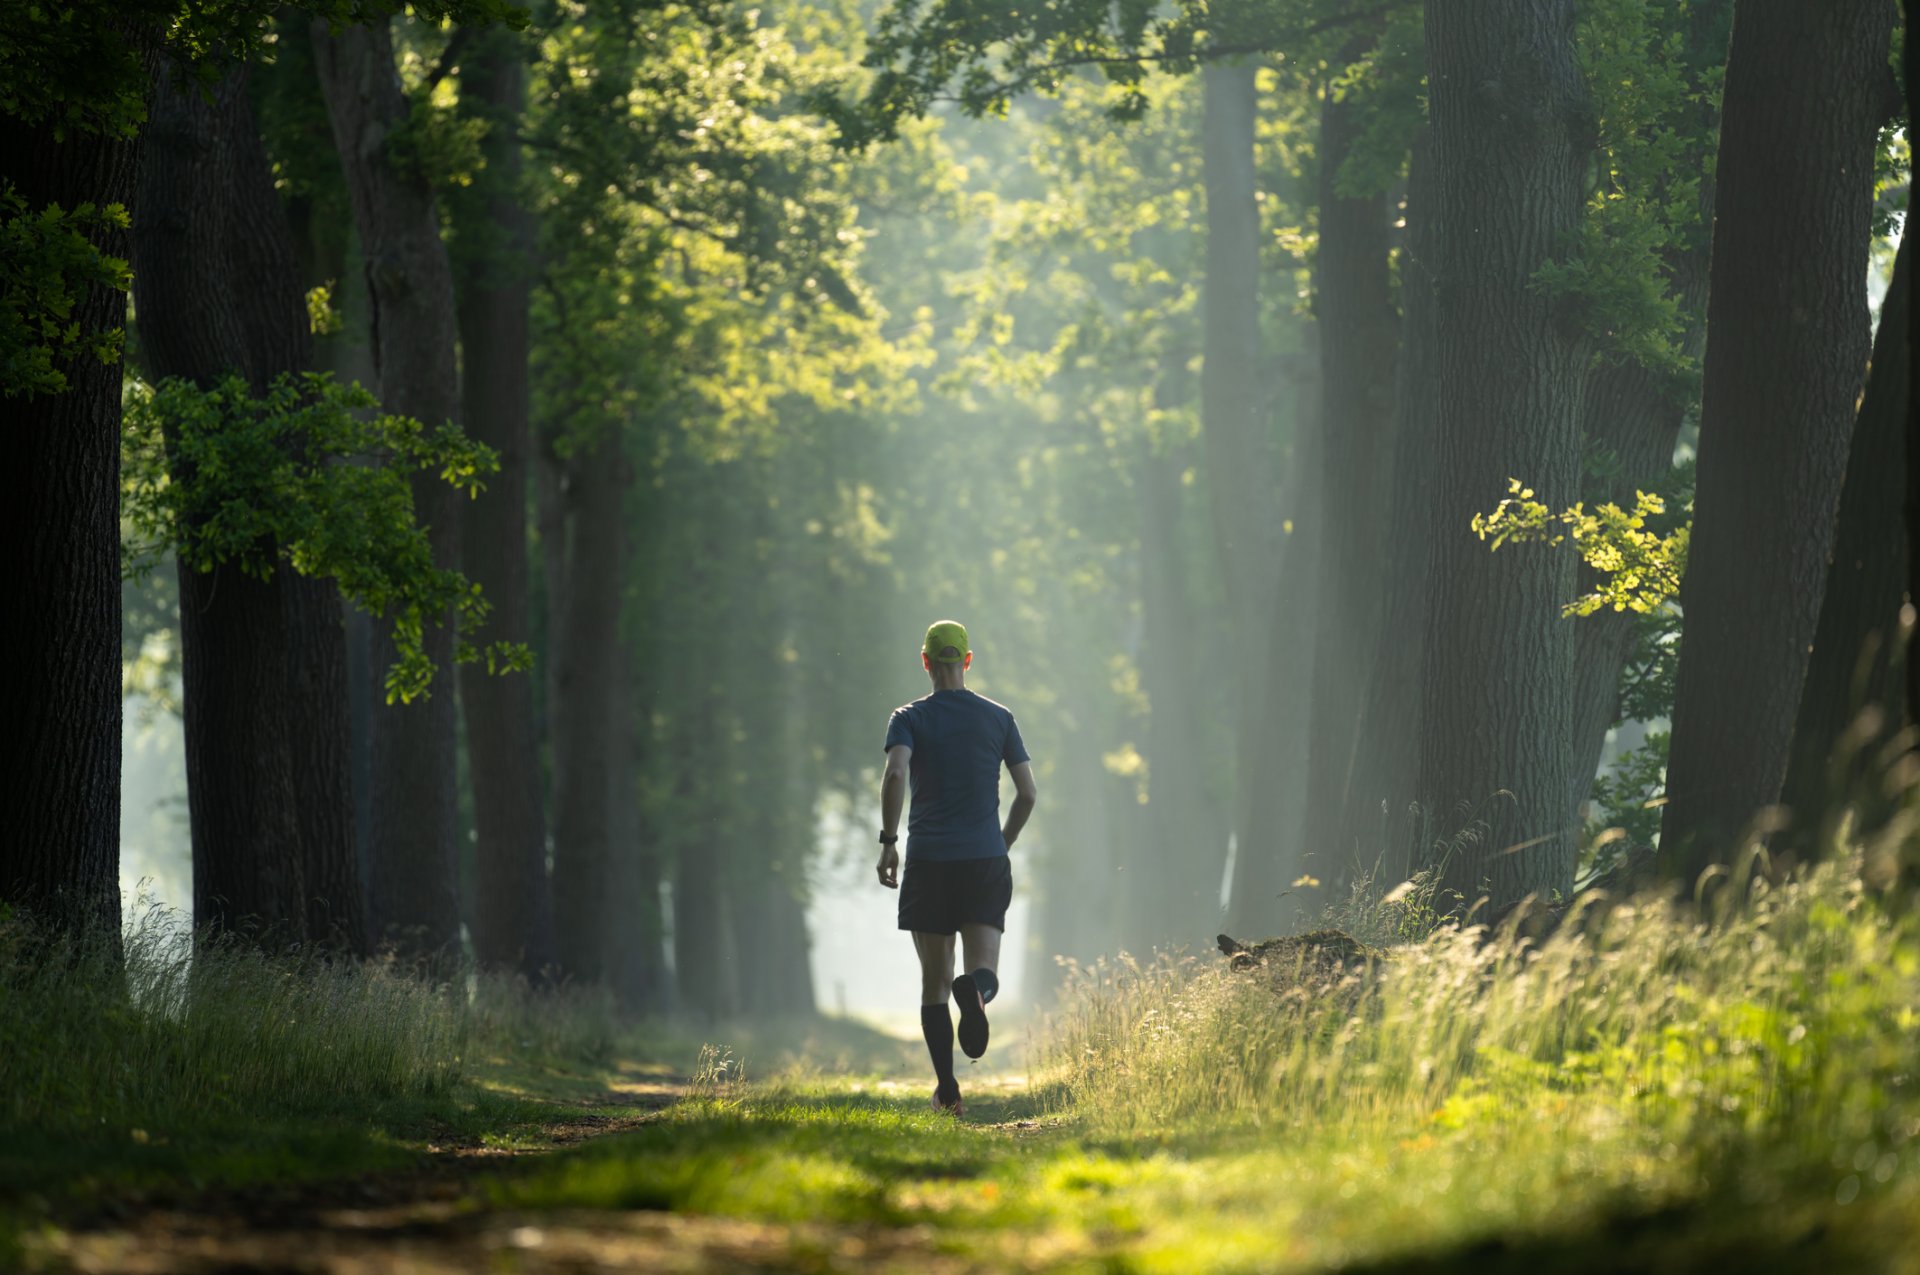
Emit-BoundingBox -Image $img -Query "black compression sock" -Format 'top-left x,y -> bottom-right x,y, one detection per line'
972,967 -> 999,1006
920,1004 -> 956,1091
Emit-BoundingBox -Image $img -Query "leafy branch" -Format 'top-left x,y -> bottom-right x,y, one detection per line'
122,372 -> 532,703
1472,478 -> 1689,617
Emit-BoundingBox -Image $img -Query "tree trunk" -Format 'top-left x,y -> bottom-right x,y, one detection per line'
1564,0 -> 1730,827
1136,444 -> 1229,947
313,18 -> 465,961
1298,61 -> 1400,894
1199,60 -> 1304,930
549,436 -> 626,983
1417,1 -> 1591,910
1780,234 -> 1911,842
132,64 -> 321,945
605,639 -> 667,1013
452,26 -> 553,978
1660,0 -> 1895,874
0,91 -> 138,941
1340,132 -> 1437,889
1025,680 -> 1123,999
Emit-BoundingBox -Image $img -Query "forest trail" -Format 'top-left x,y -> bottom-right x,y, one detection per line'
29,1074 -> 704,1274
26,1073 -> 1042,1274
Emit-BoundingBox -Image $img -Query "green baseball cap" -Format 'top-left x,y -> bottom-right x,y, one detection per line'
923,620 -> 970,663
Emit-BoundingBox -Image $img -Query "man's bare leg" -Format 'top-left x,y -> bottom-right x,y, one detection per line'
913,932 -> 961,1111
951,922 -> 1002,1059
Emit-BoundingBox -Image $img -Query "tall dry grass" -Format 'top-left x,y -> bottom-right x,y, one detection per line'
1038,850 -> 1920,1189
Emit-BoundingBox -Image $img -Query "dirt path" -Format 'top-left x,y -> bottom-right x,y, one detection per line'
23,1078 -> 832,1275
30,1073 -> 1040,1273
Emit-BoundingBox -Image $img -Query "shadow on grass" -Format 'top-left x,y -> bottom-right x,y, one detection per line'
488,1083 -> 1054,1224
1338,1181 -> 1903,1275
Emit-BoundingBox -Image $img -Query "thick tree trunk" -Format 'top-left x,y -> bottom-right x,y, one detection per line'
1780,234 -> 1911,841
0,86 -> 134,942
672,766 -> 738,1019
281,575 -> 365,950
605,643 -> 667,1013
314,18 -> 465,961
452,27 -> 553,978
1136,444 -> 1229,947
1298,63 -> 1400,893
1340,134 -> 1436,888
1417,1 -> 1591,910
549,437 -> 626,983
1564,1 -> 1730,828
1199,60 -> 1306,930
132,65 -> 320,945
1660,0 -> 1894,875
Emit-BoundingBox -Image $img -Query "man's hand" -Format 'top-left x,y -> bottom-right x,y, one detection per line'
877,843 -> 900,889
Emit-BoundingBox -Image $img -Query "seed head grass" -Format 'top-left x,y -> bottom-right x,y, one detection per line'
490,850 -> 1920,1270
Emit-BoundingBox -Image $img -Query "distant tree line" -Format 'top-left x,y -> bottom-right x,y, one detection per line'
2,0 -> 1911,995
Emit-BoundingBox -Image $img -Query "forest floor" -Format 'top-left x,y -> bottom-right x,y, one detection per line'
16,1021 -> 1920,1275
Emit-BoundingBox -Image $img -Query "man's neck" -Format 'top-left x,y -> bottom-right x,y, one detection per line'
929,669 -> 967,692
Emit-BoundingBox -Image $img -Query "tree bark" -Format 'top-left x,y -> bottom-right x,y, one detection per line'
1660,0 -> 1894,875
1297,59 -> 1400,894
605,638 -> 667,1013
314,18 -> 466,962
1563,0 -> 1730,827
452,26 -> 553,978
1198,60 -> 1309,931
1340,132 -> 1436,889
0,86 -> 143,943
229,68 -> 367,955
132,64 -> 320,946
1136,443 -> 1230,947
549,436 -> 626,983
1417,1 -> 1591,910
1780,234 -> 1910,841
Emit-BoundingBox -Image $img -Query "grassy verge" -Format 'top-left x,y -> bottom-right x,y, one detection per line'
10,849 -> 1920,1271
0,905 -> 907,1264
487,854 -> 1920,1271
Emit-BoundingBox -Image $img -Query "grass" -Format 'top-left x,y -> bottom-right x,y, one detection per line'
483,847 -> 1920,1270
8,837 -> 1920,1270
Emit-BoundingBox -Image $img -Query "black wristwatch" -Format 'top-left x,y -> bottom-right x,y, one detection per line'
878,832 -> 898,845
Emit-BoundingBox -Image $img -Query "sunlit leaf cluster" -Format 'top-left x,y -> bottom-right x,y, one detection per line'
1473,478 -> 1689,619
122,373 -> 531,703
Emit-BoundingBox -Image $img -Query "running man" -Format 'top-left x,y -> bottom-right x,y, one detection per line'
877,620 -> 1038,1116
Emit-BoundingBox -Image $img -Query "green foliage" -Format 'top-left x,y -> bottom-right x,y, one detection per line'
303,281 -> 344,335
1586,727 -> 1671,854
0,188 -> 131,397
384,78 -> 489,189
121,372 -> 531,702
0,0 -> 525,401
1473,477 -> 1689,617
817,0 -> 1417,147
1531,0 -> 1724,374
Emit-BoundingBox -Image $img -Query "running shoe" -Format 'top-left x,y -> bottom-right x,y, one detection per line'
933,1081 -> 963,1117
951,973 -> 990,1059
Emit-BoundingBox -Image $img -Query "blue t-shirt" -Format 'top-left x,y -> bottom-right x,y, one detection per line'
883,688 -> 1030,861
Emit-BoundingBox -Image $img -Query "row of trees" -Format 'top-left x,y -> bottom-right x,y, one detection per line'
5,0 -> 1912,1007
833,0 -> 1911,932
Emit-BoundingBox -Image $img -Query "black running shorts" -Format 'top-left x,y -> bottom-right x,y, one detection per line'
897,855 -> 1013,935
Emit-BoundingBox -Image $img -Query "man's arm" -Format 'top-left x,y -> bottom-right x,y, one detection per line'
877,744 -> 911,888
1002,760 -> 1037,849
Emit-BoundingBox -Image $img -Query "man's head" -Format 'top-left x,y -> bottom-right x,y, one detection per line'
922,619 -> 973,678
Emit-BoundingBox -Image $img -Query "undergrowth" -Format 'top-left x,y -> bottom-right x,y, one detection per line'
1036,850 -> 1920,1226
